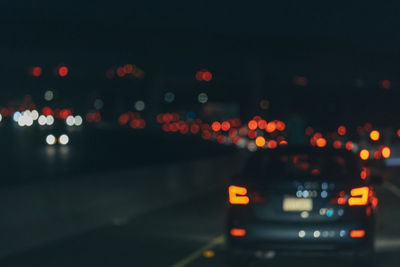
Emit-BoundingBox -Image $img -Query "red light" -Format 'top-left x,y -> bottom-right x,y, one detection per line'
305,126 -> 314,136
247,130 -> 257,139
116,67 -> 125,77
345,141 -> 354,151
333,140 -> 342,149
229,185 -> 249,205
211,121 -> 221,132
201,130 -> 211,140
31,66 -> 42,77
337,125 -> 346,135
360,167 -> 370,180
202,71 -> 212,82
276,121 -> 286,131
258,120 -> 267,129
350,230 -> 365,238
58,66 -> 69,77
124,64 -> 133,73
381,80 -> 391,89
221,121 -> 231,131
118,114 -> 129,125
190,124 -> 200,134
230,228 -> 246,237
216,134 -> 226,144
348,187 -> 369,206
42,106 -> 54,116
267,140 -> 277,149
228,128 -> 238,138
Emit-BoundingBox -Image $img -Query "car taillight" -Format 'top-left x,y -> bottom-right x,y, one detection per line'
230,228 -> 246,237
348,186 -> 369,206
350,230 -> 366,238
330,186 -> 375,207
229,185 -> 249,205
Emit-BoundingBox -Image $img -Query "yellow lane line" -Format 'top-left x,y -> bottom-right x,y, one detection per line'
171,235 -> 225,267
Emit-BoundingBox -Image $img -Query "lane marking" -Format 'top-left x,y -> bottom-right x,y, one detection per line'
376,237 -> 400,252
171,235 -> 225,267
383,181 -> 400,198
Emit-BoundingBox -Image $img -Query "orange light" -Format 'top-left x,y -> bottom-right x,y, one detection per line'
266,122 -> 276,133
279,140 -> 288,146
316,138 -> 327,148
369,130 -> 380,141
350,230 -> 365,238
348,187 -> 369,206
255,136 -> 266,147
338,125 -> 346,136
360,149 -> 369,160
382,146 -> 391,158
58,66 -> 69,77
229,185 -> 249,205
230,228 -> 246,237
248,120 -> 258,130
337,197 -> 347,205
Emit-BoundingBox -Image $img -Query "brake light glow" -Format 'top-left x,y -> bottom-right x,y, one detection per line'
229,185 -> 249,205
230,228 -> 246,237
350,230 -> 365,238
348,187 -> 369,206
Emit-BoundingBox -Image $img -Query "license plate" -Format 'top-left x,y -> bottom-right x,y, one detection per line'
282,197 -> 313,212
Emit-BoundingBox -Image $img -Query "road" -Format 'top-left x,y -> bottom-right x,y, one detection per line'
1,175 -> 400,267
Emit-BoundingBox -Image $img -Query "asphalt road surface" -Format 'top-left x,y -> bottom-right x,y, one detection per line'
1,173 -> 400,267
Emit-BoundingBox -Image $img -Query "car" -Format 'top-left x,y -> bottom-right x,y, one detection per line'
226,146 -> 381,266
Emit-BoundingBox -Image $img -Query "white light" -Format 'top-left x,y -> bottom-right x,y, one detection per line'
13,112 -> 21,122
46,115 -> 54,125
31,110 -> 39,120
66,115 -> 75,126
300,211 -> 309,218
0,113 -> 2,122
198,92 -> 208,104
74,115 -> 83,126
134,100 -> 145,111
25,116 -> 33,126
247,141 -> 257,152
314,231 -> 321,238
17,116 -> 25,126
38,115 -> 47,125
59,134 -> 69,145
299,230 -> 306,238
44,90 -> 54,101
46,134 -> 56,145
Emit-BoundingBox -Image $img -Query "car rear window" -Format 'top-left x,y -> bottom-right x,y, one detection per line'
244,150 -> 359,181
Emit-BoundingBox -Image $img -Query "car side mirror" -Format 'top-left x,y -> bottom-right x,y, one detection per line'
370,174 -> 383,186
